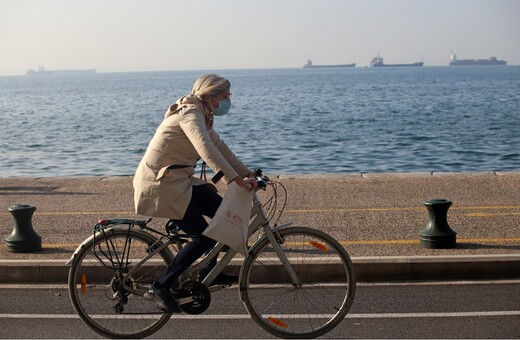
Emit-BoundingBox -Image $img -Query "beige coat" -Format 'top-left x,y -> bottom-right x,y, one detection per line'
133,95 -> 250,220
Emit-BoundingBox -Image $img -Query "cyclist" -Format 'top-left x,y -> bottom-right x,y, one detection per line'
133,74 -> 257,312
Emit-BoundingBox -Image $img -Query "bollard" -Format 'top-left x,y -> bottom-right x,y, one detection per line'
5,204 -> 42,253
419,198 -> 457,249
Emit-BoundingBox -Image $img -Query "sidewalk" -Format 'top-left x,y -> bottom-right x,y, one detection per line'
1,172 -> 520,282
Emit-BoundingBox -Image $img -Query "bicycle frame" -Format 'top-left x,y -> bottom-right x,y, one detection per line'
67,189 -> 298,298
139,191 -> 298,292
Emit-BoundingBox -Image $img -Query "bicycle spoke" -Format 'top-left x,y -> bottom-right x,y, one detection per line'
69,228 -> 174,338
242,227 -> 356,338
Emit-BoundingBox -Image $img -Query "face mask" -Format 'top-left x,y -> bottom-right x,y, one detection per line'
213,98 -> 231,116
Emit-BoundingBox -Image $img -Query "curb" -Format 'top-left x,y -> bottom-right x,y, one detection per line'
352,255 -> 520,281
1,255 -> 520,283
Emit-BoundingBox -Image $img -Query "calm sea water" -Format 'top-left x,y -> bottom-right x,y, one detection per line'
0,67 -> 519,177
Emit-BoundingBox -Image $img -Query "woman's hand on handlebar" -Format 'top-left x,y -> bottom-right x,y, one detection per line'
232,176 -> 258,191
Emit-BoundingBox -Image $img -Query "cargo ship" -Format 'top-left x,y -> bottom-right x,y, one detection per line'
370,55 -> 423,67
26,65 -> 96,75
449,53 -> 507,66
303,59 -> 356,68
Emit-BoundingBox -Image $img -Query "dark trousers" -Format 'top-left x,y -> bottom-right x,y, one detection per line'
157,184 -> 222,289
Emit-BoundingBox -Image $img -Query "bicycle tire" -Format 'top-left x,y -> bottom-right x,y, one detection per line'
240,226 -> 356,339
68,228 -> 175,339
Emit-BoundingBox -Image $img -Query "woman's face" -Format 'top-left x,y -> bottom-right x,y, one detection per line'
208,88 -> 231,109
214,88 -> 231,101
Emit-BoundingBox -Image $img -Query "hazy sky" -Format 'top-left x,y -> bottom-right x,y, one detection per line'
1,0 -> 519,75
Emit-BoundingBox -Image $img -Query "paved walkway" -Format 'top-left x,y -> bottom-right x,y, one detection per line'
1,172 -> 519,282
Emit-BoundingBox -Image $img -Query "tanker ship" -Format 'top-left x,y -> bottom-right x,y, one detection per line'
26,65 -> 96,75
449,53 -> 507,66
370,55 -> 423,67
303,59 -> 356,68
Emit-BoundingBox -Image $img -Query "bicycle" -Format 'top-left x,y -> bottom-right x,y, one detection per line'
67,170 -> 356,338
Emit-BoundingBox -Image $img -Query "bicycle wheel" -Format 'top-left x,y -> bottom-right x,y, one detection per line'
240,226 -> 356,339
68,227 -> 175,339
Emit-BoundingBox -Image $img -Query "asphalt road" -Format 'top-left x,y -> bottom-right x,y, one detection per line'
1,280 -> 519,339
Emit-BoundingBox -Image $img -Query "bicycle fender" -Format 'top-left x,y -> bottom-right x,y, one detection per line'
66,230 -> 106,266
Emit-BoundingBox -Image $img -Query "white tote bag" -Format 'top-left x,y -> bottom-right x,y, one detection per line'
203,182 -> 254,256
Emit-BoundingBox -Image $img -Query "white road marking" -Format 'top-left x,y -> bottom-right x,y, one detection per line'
1,311 -> 520,320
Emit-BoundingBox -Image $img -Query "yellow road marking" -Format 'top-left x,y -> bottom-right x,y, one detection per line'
0,211 -> 134,216
464,212 -> 520,217
339,238 -> 520,246
287,207 -> 422,213
1,206 -> 519,216
288,205 -> 520,213
38,211 -> 134,215
460,237 -> 520,243
454,206 -> 520,210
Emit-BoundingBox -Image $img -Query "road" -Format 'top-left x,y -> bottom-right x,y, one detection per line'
1,280 -> 519,339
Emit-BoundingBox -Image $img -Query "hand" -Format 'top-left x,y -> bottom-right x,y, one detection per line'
243,177 -> 258,191
233,176 -> 258,191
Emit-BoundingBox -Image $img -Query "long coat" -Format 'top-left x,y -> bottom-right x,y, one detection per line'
133,95 -> 250,220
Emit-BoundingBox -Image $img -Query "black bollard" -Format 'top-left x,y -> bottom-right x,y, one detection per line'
419,198 -> 457,249
5,204 -> 42,253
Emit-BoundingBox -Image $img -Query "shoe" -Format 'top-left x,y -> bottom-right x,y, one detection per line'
144,283 -> 182,313
210,272 -> 239,286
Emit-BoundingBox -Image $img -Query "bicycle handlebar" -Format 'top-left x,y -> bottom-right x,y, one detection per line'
213,168 -> 268,190
253,169 -> 268,190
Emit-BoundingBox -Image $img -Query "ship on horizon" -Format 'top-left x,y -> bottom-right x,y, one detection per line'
303,59 -> 356,68
26,65 -> 96,75
449,52 -> 507,66
370,55 -> 423,67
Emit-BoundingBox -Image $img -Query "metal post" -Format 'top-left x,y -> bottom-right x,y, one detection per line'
5,204 -> 42,253
419,198 -> 457,249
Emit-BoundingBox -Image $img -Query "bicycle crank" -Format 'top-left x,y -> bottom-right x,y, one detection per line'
175,280 -> 211,315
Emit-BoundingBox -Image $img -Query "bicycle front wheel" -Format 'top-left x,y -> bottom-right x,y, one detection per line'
68,228 -> 175,339
240,226 -> 356,339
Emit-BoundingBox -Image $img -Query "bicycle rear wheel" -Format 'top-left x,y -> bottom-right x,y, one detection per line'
240,226 -> 356,338
68,228 -> 175,339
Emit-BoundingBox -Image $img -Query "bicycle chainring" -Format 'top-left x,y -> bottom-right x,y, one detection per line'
175,281 -> 211,315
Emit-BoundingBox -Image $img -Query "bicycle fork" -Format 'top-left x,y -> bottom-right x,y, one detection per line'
262,224 -> 302,287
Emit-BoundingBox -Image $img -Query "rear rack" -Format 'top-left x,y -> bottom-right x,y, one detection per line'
96,218 -> 151,227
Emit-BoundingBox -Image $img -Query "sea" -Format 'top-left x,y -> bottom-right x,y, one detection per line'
0,66 -> 519,177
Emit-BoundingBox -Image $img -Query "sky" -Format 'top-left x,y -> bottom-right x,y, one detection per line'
1,0 -> 519,76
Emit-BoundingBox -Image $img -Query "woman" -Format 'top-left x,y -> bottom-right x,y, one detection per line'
133,74 -> 257,312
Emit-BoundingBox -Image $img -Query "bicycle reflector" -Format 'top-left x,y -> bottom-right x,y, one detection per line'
81,274 -> 87,295
308,240 -> 329,252
267,316 -> 288,329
